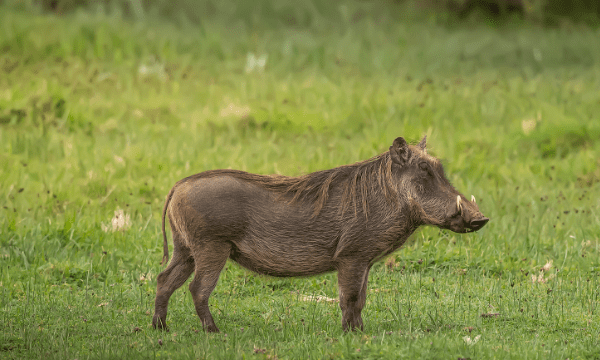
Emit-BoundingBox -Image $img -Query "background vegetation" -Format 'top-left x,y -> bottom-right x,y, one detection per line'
1,0 -> 599,359
3,0 -> 600,25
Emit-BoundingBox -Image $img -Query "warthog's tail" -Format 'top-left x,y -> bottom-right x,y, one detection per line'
161,187 -> 176,265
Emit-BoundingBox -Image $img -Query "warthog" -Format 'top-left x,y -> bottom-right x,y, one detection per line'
152,136 -> 489,332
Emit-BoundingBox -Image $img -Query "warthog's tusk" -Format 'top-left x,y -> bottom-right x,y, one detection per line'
456,195 -> 462,214
471,195 -> 476,204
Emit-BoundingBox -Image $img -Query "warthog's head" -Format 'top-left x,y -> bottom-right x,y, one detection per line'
390,136 -> 489,233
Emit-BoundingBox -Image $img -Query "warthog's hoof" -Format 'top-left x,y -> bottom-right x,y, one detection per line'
152,316 -> 169,331
203,323 -> 220,333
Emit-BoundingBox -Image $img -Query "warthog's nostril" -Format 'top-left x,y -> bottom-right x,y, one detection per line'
470,217 -> 489,230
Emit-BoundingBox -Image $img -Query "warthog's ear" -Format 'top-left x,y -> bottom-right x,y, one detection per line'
418,135 -> 427,152
390,137 -> 410,166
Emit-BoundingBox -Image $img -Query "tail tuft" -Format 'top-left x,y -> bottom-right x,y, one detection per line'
161,254 -> 169,266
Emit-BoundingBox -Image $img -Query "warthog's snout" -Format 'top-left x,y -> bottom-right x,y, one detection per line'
469,217 -> 489,231
445,195 -> 489,233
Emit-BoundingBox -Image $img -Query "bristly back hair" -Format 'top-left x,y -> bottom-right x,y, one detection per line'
177,152 -> 399,218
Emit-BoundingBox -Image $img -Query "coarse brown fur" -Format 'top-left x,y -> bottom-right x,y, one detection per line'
153,136 -> 489,332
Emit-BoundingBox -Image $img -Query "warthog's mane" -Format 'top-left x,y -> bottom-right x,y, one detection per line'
180,152 -> 398,217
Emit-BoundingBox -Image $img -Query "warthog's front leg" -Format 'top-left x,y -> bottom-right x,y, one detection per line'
153,242 -> 194,330
188,240 -> 231,333
337,261 -> 371,332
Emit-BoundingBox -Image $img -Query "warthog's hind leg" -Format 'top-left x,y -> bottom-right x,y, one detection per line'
153,240 -> 194,331
337,261 -> 371,332
188,240 -> 231,333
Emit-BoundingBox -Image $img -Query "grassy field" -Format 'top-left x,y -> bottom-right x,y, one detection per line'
1,1 -> 600,359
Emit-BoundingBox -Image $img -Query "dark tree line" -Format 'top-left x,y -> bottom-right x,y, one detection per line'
12,0 -> 600,25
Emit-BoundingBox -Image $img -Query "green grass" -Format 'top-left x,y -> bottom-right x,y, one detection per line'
1,1 -> 600,358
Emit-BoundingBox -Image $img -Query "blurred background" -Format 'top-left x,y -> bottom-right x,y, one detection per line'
5,0 -> 600,25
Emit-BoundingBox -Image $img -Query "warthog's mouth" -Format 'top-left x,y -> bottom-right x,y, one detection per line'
445,217 -> 489,233
462,217 -> 490,233
469,217 -> 490,231
444,195 -> 489,233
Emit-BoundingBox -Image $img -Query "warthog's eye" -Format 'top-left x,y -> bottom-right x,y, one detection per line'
418,162 -> 430,173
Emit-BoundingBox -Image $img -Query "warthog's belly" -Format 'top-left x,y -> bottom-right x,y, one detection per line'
229,240 -> 337,277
